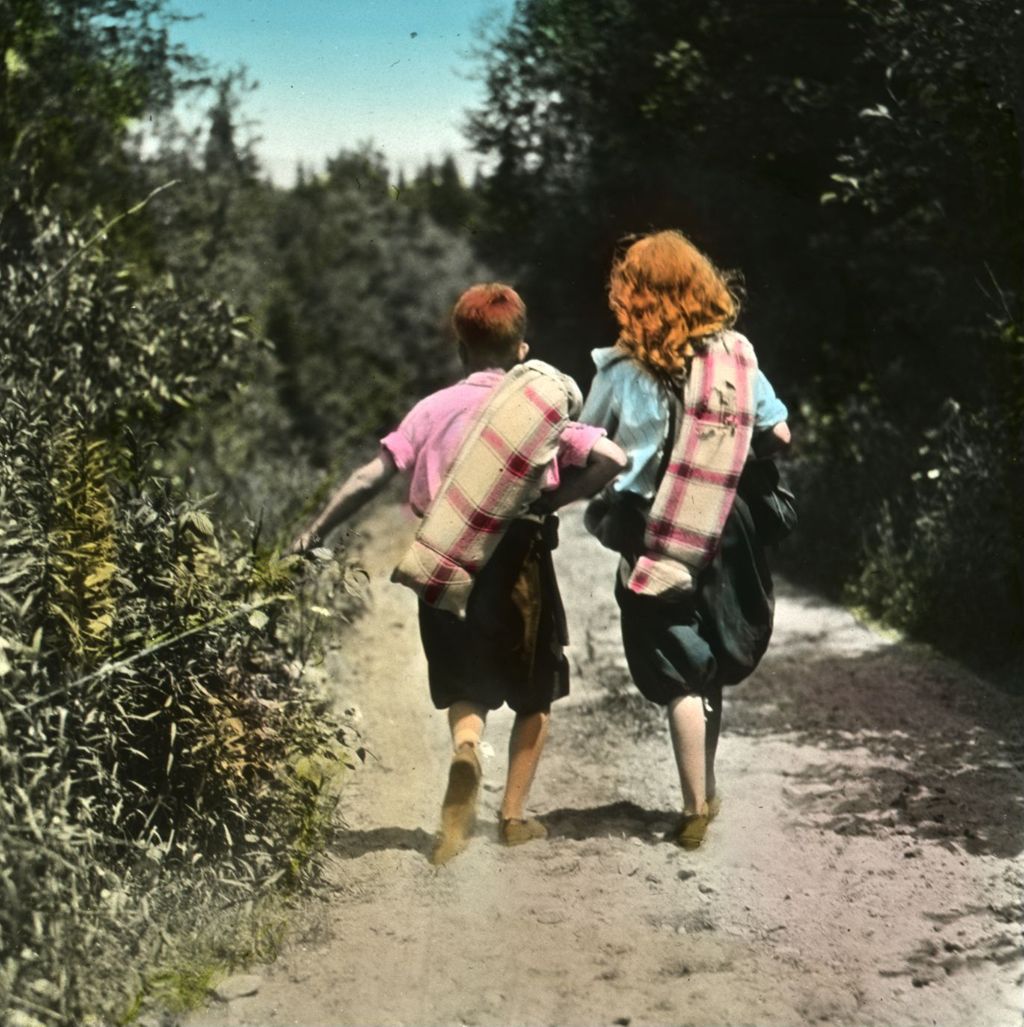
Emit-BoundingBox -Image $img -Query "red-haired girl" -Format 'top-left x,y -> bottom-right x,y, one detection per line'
581,231 -> 792,849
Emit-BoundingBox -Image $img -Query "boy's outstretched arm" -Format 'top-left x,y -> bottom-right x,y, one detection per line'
290,452 -> 398,553
535,437 -> 628,513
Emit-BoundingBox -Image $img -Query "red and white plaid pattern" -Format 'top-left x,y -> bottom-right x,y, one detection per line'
391,360 -> 582,618
627,331 -> 757,598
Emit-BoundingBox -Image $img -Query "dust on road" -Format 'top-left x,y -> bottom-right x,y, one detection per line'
186,503 -> 1024,1027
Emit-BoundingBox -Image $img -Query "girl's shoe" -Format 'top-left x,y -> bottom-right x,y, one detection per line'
676,803 -> 711,850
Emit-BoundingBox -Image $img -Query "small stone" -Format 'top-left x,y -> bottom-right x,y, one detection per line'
677,869 -> 696,881
646,874 -> 660,884
698,883 -> 715,895
211,973 -> 263,1002
675,924 -> 688,935
613,1018 -> 632,1026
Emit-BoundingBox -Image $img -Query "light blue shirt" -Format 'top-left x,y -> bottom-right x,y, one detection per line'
580,345 -> 789,499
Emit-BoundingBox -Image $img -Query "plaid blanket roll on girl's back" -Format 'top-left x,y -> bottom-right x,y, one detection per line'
391,360 -> 583,618
627,331 -> 757,599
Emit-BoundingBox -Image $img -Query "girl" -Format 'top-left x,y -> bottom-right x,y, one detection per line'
580,230 -> 792,849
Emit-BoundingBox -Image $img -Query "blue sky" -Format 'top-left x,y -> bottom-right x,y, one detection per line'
170,1 -> 513,184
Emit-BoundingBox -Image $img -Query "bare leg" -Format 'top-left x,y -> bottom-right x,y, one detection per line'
500,710 -> 550,821
448,701 -> 486,751
431,701 -> 487,865
704,686 -> 723,805
668,694 -> 707,815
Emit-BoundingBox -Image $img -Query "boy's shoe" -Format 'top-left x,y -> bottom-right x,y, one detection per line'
499,816 -> 548,846
676,803 -> 711,850
431,744 -> 482,866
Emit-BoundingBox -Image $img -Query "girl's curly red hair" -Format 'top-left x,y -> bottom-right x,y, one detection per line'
608,230 -> 739,380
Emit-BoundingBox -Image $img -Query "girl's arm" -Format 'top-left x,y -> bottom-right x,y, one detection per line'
752,421 -> 791,459
290,452 -> 398,552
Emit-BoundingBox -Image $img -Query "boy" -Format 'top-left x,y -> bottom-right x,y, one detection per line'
292,283 -> 626,865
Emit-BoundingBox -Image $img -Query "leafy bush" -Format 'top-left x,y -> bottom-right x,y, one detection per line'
0,213 -> 359,1026
788,380 -> 1023,673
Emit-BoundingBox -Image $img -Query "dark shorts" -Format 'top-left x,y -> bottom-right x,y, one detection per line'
616,493 -> 775,706
418,518 -> 570,715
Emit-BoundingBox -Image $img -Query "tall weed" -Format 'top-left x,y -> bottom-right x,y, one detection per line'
0,213 -> 359,1025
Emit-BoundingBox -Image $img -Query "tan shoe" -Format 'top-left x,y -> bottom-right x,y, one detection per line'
499,816 -> 548,846
430,744 -> 482,866
676,804 -> 711,850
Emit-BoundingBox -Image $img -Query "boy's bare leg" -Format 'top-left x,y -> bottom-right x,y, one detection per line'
448,701 -> 486,751
499,710 -> 550,845
431,701 -> 487,865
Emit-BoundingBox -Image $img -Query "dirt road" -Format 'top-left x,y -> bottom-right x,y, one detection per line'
187,503 -> 1024,1027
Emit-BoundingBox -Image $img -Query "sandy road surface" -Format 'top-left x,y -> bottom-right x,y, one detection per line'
187,503 -> 1024,1027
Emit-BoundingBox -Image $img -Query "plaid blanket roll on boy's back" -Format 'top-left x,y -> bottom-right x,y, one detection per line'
392,360 -> 583,618
627,331 -> 757,599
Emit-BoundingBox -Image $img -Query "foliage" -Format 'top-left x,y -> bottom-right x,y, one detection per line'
0,0 -> 207,223
468,0 -> 1024,667
790,390 -> 1021,668
0,214 -> 359,1026
466,0 -> 875,384
399,155 -> 479,232
257,147 -> 488,469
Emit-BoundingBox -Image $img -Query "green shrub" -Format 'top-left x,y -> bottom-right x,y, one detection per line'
788,386 -> 1022,672
0,213 -> 359,1025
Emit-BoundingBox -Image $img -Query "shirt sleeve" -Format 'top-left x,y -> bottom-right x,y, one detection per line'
754,370 -> 788,432
379,402 -> 422,472
580,357 -> 668,497
580,365 -> 619,434
556,421 -> 606,469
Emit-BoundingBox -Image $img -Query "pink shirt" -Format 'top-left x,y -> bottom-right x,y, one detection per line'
381,369 -> 605,515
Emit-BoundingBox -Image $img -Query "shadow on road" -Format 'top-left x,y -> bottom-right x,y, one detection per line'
330,825 -> 436,860
540,799 -> 677,841
727,642 -> 1024,858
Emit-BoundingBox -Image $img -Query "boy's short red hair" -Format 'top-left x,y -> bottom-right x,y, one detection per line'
452,283 -> 527,353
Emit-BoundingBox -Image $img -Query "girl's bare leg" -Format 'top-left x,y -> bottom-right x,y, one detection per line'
668,694 -> 707,815
704,686 -> 723,806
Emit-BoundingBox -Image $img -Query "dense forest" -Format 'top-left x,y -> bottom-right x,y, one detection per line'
1,1 -> 1020,1024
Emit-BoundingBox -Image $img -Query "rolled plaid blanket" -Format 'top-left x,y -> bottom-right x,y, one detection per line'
391,360 -> 583,618
627,331 -> 757,599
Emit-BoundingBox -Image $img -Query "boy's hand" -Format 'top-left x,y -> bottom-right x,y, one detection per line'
536,437 -> 628,512
528,493 -> 556,516
289,530 -> 321,555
